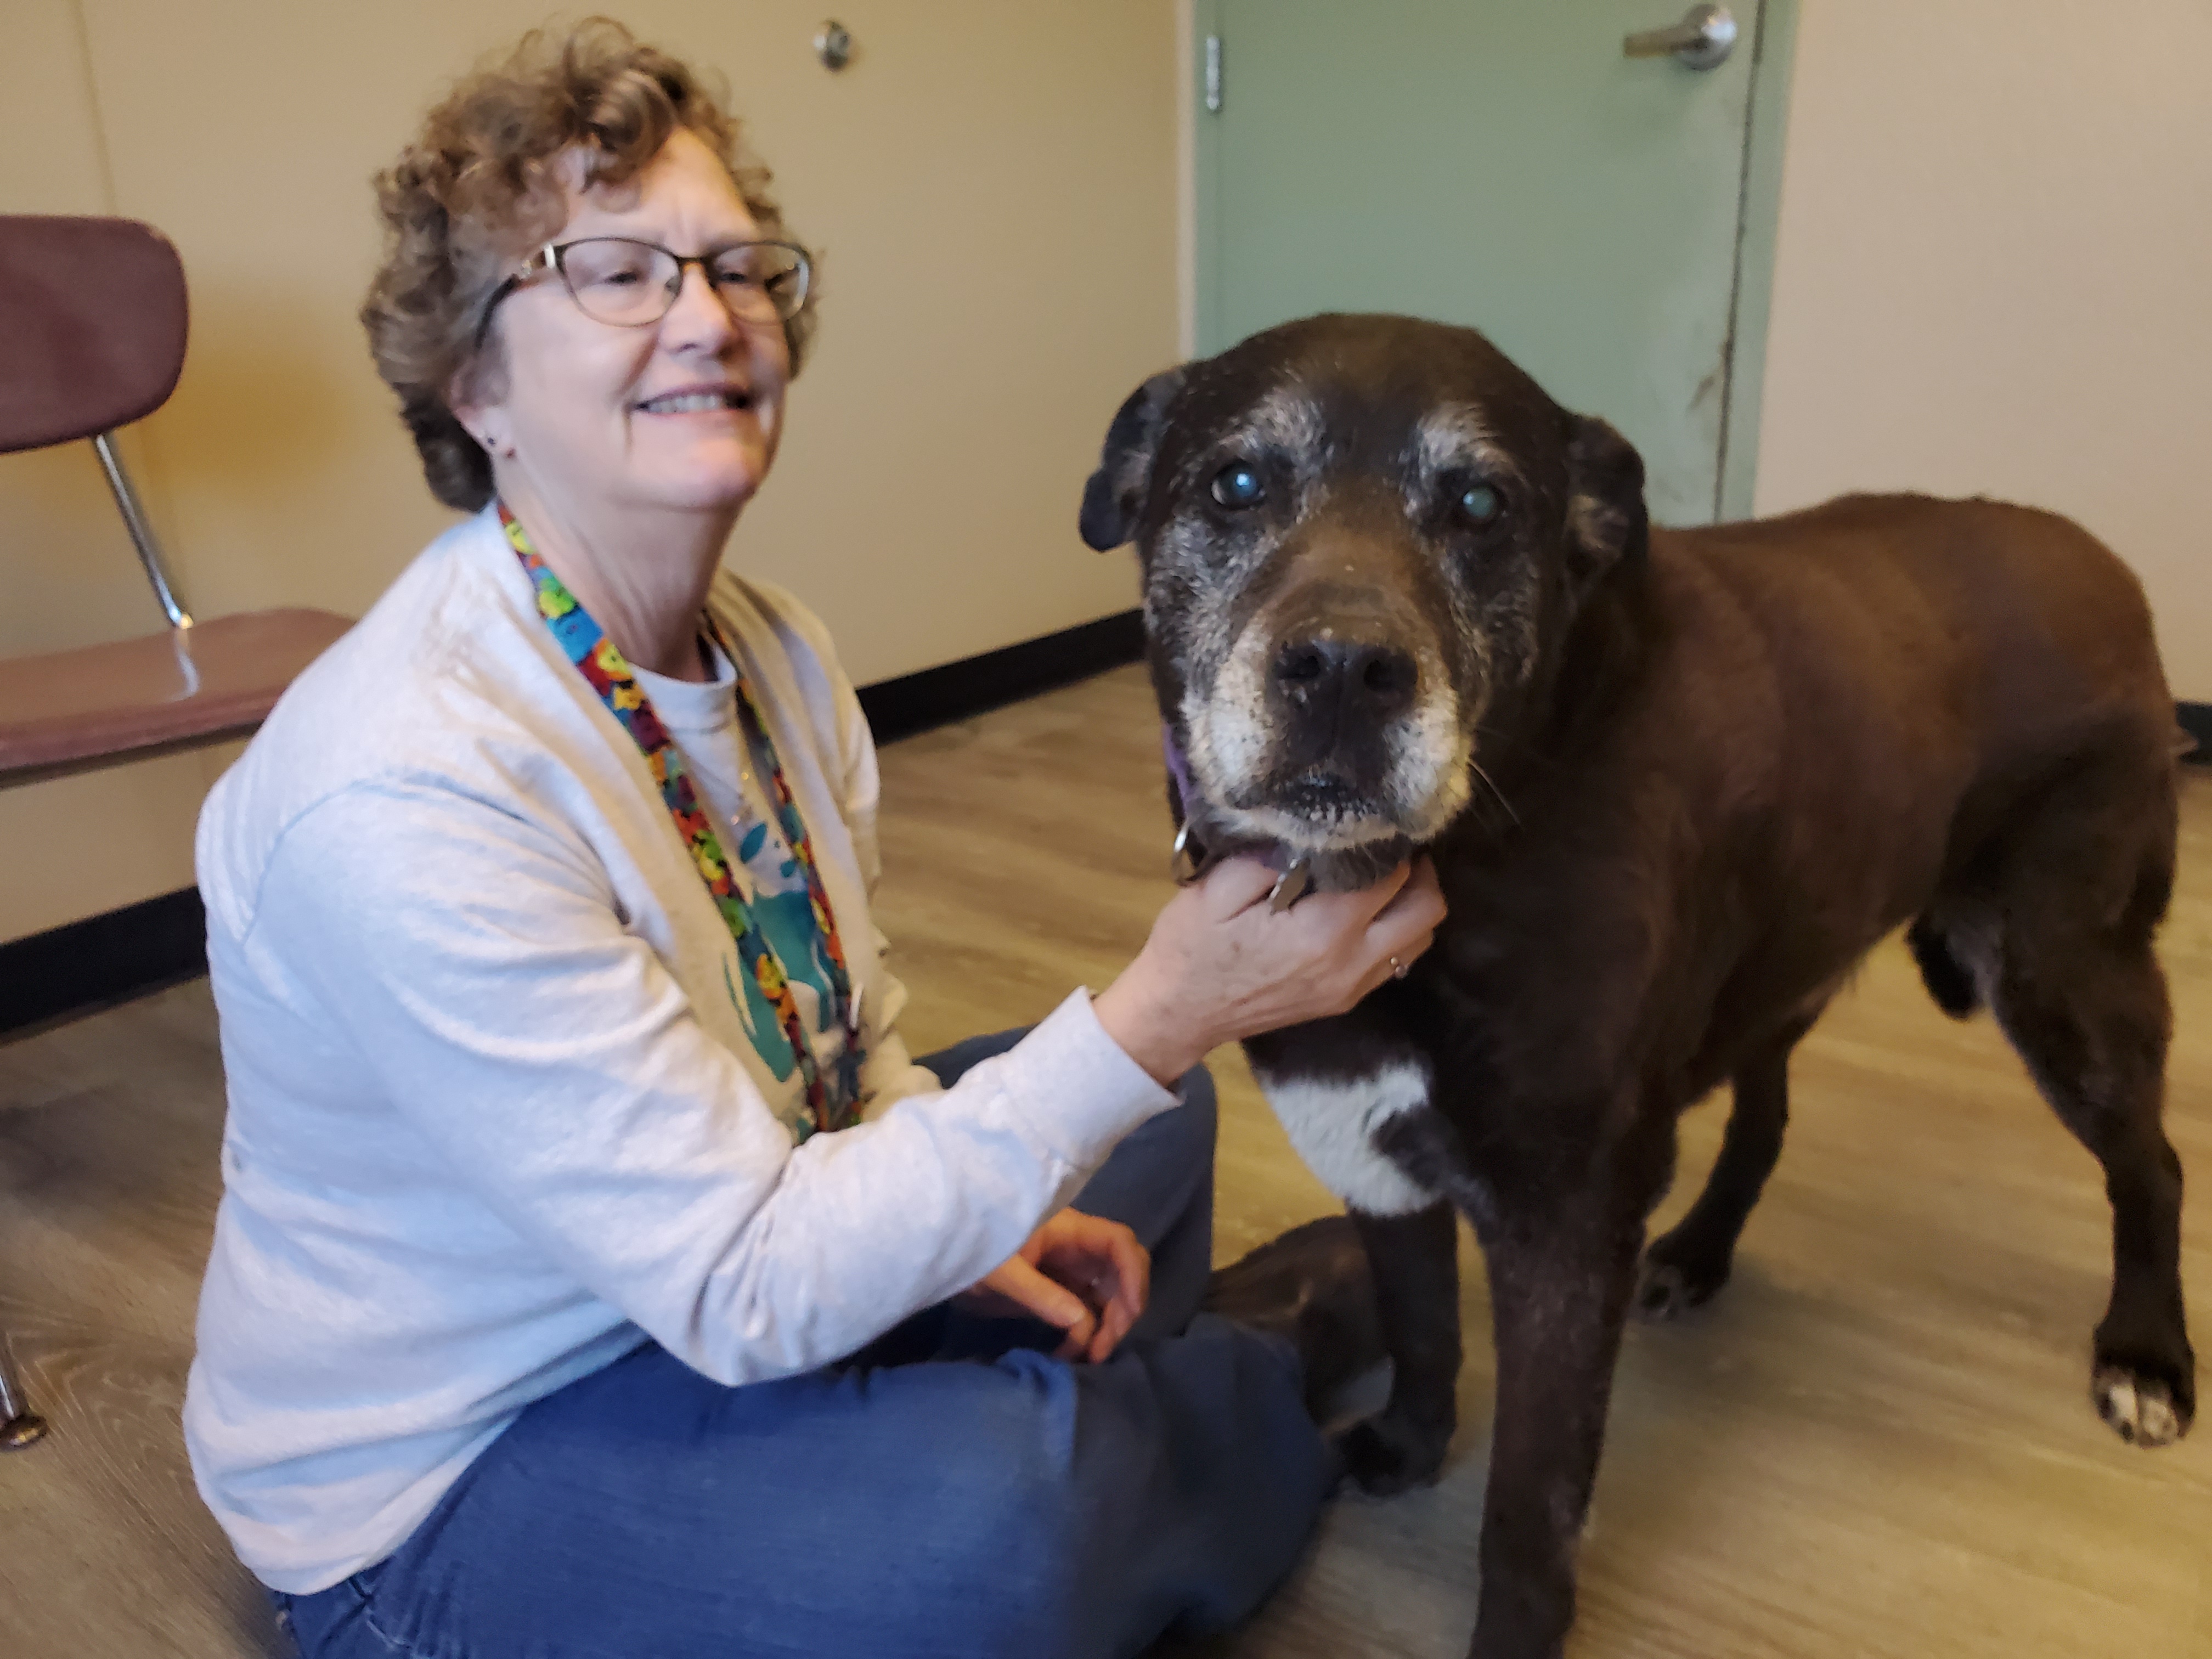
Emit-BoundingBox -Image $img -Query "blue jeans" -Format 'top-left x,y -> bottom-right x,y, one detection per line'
272,1031 -> 1330,1659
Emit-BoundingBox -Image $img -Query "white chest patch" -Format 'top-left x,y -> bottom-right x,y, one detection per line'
1255,1061 -> 1436,1215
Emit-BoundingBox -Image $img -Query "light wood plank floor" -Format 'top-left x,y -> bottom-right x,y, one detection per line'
3,661 -> 2209,1657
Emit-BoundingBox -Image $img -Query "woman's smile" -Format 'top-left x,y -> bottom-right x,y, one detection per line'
635,384 -> 755,416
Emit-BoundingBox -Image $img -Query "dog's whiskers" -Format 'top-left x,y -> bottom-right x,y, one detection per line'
1471,760 -> 1519,827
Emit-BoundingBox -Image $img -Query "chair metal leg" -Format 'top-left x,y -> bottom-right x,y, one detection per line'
0,1341 -> 49,1449
91,430 -> 195,629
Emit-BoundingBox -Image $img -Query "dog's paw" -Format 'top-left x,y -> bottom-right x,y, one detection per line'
1334,1413 -> 1450,1497
2094,1362 -> 2193,1448
1632,1244 -> 1729,1323
2092,1308 -> 2195,1448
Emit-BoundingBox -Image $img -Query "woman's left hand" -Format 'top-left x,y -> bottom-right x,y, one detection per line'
956,1210 -> 1150,1363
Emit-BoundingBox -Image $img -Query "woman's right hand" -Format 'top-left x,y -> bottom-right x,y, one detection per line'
1092,856 -> 1447,1085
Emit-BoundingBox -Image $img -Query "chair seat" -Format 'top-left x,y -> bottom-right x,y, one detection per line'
0,607 -> 352,783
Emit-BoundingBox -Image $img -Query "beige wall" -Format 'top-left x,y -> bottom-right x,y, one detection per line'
0,1 -> 1179,943
1754,0 -> 2212,699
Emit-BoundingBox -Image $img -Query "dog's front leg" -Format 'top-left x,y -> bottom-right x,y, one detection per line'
1338,1201 -> 1462,1492
1465,1203 -> 1643,1659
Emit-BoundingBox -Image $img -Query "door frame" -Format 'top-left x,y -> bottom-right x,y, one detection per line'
1178,0 -> 1801,523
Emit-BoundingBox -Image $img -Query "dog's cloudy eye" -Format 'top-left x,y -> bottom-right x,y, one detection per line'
1457,483 -> 1502,526
1211,463 -> 1265,509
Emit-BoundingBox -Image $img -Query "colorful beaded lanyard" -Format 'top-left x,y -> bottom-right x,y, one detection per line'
502,504 -> 865,1136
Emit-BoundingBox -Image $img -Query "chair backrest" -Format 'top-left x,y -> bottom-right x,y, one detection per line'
0,216 -> 188,455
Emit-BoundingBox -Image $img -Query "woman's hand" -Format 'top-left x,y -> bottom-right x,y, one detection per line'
1093,855 -> 1447,1084
954,1210 -> 1151,1363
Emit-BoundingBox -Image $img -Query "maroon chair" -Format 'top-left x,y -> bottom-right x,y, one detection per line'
0,215 -> 353,1448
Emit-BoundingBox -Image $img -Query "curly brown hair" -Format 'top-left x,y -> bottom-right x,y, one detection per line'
362,18 -> 815,511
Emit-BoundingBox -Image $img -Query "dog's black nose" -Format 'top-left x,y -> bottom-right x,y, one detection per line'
1272,635 -> 1419,719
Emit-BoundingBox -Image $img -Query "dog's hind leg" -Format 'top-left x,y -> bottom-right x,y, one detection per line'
1991,900 -> 2194,1446
1967,738 -> 2195,1442
1634,1023 -> 1810,1321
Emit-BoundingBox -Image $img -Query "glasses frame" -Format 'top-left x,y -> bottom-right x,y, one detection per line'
473,236 -> 812,346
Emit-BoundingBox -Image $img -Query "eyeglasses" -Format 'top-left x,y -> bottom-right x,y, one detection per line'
475,236 -> 811,343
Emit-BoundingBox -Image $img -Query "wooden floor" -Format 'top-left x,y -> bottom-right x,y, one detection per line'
4,661 -> 2210,1656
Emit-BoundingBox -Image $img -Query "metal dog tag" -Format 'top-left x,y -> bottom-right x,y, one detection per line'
1267,859 -> 1312,913
1170,821 -> 1209,886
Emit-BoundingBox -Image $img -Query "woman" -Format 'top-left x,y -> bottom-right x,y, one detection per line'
185,21 -> 1444,1658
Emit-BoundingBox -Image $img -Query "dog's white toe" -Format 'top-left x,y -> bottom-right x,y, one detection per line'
2095,1365 -> 2183,1448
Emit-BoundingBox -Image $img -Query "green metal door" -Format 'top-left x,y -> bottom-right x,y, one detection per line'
1195,1 -> 1792,525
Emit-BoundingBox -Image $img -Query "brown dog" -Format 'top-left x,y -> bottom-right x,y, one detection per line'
1080,313 -> 2193,1659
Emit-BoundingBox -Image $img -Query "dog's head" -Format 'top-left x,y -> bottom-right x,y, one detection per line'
1081,313 -> 1649,878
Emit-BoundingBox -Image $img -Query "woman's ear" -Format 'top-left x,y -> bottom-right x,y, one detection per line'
1079,366 -> 1189,551
447,401 -> 507,459
447,352 -> 514,459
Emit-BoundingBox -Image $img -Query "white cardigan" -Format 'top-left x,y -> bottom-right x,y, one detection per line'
184,509 -> 1176,1594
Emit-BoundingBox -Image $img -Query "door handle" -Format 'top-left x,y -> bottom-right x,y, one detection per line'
1623,4 -> 1737,70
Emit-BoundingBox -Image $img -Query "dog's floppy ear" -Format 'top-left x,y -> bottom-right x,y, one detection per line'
1562,415 -> 1650,594
1079,366 -> 1189,551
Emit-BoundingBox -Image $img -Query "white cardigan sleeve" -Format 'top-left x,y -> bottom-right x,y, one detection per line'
244,775 -> 1176,1387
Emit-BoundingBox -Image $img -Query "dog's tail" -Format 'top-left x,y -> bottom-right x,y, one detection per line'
1908,915 -> 1981,1020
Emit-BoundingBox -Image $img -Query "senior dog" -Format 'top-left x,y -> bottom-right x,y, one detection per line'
1079,313 -> 2194,1659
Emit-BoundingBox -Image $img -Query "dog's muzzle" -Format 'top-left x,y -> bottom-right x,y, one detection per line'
1164,570 -> 1470,885
1259,588 -> 1425,799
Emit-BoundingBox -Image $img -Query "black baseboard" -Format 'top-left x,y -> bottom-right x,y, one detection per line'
2179,702 -> 2211,764
0,887 -> 207,1041
856,608 -> 1144,745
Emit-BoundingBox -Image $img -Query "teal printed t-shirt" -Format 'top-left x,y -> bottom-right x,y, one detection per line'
629,647 -> 842,1125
